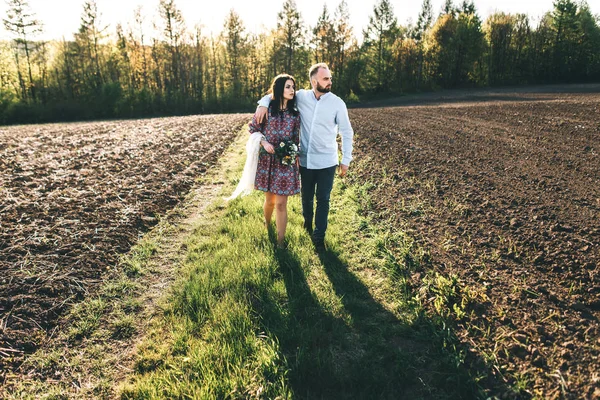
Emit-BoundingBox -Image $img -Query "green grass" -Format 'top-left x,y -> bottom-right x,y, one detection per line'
120,147 -> 487,399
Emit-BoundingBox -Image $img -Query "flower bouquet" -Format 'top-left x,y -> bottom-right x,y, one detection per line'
274,139 -> 299,166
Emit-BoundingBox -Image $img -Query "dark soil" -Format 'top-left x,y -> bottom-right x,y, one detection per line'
349,87 -> 599,399
0,114 -> 251,377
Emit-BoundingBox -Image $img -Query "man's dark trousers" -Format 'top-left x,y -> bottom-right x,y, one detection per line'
299,165 -> 337,244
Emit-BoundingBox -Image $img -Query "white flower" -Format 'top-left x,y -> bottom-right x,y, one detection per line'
292,144 -> 298,151
280,142 -> 285,147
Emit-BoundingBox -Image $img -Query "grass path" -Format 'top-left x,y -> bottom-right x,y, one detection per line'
118,130 -> 484,399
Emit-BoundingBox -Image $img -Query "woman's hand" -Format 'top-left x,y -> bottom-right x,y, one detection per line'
261,140 -> 275,154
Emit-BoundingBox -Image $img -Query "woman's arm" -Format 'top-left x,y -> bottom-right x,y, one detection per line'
249,111 -> 275,154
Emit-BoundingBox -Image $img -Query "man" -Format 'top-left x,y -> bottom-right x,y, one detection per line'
255,63 -> 354,251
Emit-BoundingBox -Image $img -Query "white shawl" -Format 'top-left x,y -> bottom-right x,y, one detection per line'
225,132 -> 263,201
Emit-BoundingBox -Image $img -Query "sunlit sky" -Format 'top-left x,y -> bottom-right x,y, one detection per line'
1,0 -> 596,42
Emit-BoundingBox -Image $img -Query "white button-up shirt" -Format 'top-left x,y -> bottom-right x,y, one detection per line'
259,89 -> 354,169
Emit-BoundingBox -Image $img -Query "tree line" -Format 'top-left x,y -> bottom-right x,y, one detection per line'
1,0 -> 599,125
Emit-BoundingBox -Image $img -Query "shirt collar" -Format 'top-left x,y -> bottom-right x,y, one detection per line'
312,91 -> 331,101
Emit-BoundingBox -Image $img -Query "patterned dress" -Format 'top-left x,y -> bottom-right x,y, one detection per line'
249,108 -> 301,196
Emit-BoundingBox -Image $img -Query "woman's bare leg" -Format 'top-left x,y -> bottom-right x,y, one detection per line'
274,195 -> 289,246
264,192 -> 275,227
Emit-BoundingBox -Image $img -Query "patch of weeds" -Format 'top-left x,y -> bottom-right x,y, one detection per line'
513,371 -> 534,394
134,344 -> 166,374
22,348 -> 63,375
90,379 -> 113,398
422,178 -> 439,193
171,339 -> 189,358
442,232 -> 458,252
23,387 -> 69,400
399,198 -> 427,217
499,236 -> 522,260
373,228 -> 420,279
68,297 -> 107,341
122,297 -> 143,314
122,238 -> 157,277
111,310 -> 137,340
102,276 -> 141,299
123,258 -> 144,277
351,181 -> 376,213
422,272 -> 484,321
444,197 -> 471,217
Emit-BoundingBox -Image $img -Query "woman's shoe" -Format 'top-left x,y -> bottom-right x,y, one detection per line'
276,240 -> 288,250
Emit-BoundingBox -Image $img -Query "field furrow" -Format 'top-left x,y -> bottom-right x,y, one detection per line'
0,114 -> 252,372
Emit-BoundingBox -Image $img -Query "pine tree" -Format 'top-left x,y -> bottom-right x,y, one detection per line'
531,13 -> 555,82
2,0 -> 43,101
312,4 -> 333,64
191,24 -> 205,109
412,0 -> 433,89
158,0 -> 186,94
223,9 -> 248,103
362,0 -> 399,91
442,0 -> 455,16
332,0 -> 355,95
275,0 -> 305,76
413,0 -> 433,41
130,6 -> 149,90
81,1 -> 107,87
574,2 -> 600,80
454,3 -> 485,86
460,0 -> 476,15
484,12 -> 513,85
551,0 -> 579,80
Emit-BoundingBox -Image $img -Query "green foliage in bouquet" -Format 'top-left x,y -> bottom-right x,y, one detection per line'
274,140 -> 299,166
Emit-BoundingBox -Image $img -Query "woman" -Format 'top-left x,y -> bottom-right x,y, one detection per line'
249,74 -> 300,249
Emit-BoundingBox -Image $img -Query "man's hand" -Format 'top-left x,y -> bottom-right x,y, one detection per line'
262,140 -> 275,154
339,164 -> 349,177
255,106 -> 268,124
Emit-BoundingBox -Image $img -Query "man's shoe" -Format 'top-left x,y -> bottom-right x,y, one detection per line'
313,239 -> 326,252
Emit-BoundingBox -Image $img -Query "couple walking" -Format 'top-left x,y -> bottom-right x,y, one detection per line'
230,62 -> 354,251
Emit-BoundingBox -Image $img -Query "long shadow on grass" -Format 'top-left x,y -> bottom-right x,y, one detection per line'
317,247 -> 515,400
267,240 -> 349,399
262,237 -> 485,399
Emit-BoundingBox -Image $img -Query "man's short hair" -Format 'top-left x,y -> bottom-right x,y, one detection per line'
309,63 -> 329,80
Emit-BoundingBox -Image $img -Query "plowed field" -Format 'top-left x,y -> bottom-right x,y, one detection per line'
2,86 -> 598,398
0,114 -> 251,375
349,86 -> 599,399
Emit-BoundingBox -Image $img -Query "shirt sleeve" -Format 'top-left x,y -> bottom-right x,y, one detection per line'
248,112 -> 265,134
336,101 -> 354,166
257,94 -> 271,108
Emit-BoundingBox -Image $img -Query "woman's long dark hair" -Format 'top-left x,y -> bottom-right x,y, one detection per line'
268,74 -> 298,118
